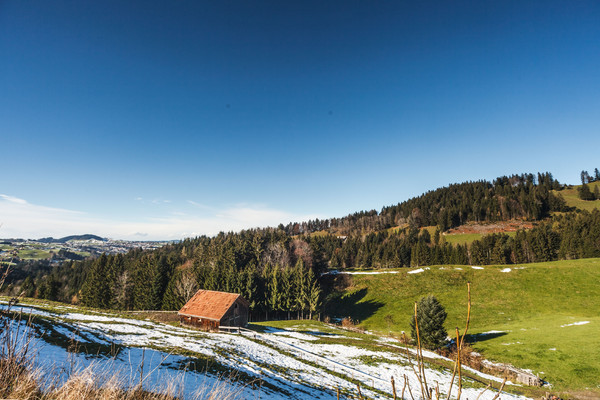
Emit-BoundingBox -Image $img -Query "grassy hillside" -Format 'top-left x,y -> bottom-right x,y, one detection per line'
325,258 -> 600,391
443,231 -> 519,246
555,182 -> 600,212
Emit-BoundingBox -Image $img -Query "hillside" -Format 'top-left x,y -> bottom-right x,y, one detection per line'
282,172 -> 566,236
0,299 -> 532,400
37,234 -> 107,243
553,181 -> 600,212
324,258 -> 600,392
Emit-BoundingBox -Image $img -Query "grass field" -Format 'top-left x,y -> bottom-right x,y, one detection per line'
442,231 -> 518,246
17,248 -> 53,259
554,182 -> 600,212
324,258 -> 600,393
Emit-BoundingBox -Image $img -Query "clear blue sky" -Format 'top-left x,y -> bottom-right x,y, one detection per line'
1,1 -> 599,240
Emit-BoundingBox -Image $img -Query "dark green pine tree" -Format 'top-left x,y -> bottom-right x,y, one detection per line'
21,276 -> 36,298
578,184 -> 595,201
281,267 -> 294,319
294,259 -> 308,319
150,255 -> 173,310
266,265 -> 281,320
410,295 -> 448,350
307,268 -> 321,320
242,266 -> 257,312
81,253 -> 111,308
40,274 -> 60,301
133,256 -> 159,310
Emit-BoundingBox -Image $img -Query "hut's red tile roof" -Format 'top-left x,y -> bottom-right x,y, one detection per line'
178,290 -> 247,321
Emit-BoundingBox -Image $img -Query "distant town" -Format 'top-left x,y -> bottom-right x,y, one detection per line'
0,234 -> 168,265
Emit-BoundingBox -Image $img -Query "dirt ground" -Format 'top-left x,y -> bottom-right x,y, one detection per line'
128,310 -> 180,324
446,220 -> 534,235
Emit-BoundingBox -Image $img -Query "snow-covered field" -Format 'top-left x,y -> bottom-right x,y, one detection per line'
1,302 -> 532,400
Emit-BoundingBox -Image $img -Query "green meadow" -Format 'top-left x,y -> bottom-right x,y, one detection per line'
442,231 -> 518,246
17,248 -> 54,260
555,182 -> 600,212
325,258 -> 600,392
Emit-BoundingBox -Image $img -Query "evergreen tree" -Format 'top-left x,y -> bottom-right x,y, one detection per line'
294,259 -> 307,319
578,184 -> 595,201
81,254 -> 111,308
266,265 -> 281,320
281,267 -> 294,319
21,276 -> 36,298
242,267 -> 257,312
410,295 -> 448,350
307,273 -> 321,320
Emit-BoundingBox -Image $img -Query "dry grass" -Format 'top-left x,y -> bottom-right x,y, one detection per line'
0,326 -> 243,400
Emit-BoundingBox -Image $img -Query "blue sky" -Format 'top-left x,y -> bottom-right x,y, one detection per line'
1,1 -> 599,240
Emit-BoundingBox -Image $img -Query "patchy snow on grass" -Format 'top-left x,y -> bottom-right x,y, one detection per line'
63,313 -> 156,327
501,268 -> 512,273
481,330 -> 506,335
471,266 -> 484,270
408,268 -> 424,274
376,335 -> 400,344
560,321 -> 590,327
343,270 -> 400,275
269,330 -> 320,341
3,302 -> 532,400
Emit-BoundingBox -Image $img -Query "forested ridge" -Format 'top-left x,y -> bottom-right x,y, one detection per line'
6,172 -> 600,318
281,172 -> 565,235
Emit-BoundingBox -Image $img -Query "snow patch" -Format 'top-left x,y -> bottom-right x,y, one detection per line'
471,266 -> 484,270
408,268 -> 424,274
327,270 -> 400,275
501,268 -> 511,273
480,330 -> 505,335
560,321 -> 590,327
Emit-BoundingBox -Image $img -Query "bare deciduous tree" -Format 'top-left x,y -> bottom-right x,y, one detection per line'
174,269 -> 198,302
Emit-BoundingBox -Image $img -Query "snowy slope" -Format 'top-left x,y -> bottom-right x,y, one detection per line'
2,302 -> 531,400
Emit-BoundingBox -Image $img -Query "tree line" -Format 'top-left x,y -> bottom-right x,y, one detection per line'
578,168 -> 600,201
16,208 -> 600,313
5,171 -> 600,317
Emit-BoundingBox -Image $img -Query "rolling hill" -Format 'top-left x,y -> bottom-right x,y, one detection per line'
324,258 -> 600,392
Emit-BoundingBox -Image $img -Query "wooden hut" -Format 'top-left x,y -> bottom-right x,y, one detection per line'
178,290 -> 249,331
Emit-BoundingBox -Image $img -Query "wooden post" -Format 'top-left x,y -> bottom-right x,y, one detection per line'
336,386 -> 340,400
391,376 -> 397,400
356,383 -> 363,400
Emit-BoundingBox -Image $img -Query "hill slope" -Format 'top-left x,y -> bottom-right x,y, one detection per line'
553,181 -> 600,212
37,234 -> 107,243
324,258 -> 600,392
1,300 -> 530,400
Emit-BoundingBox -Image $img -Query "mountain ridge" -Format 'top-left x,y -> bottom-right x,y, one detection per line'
36,234 -> 107,243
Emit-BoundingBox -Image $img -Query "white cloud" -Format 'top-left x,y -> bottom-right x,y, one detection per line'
0,194 -> 29,205
0,194 -> 320,241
